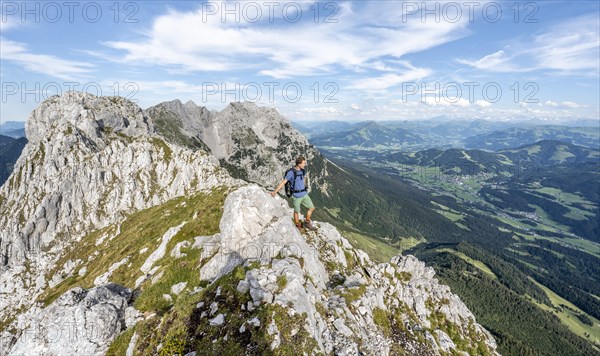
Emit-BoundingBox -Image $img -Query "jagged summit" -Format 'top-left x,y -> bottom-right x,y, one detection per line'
25,91 -> 155,144
183,99 -> 207,112
147,98 -> 324,192
0,91 -> 242,329
222,100 -> 284,126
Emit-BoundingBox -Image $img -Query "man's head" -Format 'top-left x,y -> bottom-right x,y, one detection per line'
295,156 -> 306,169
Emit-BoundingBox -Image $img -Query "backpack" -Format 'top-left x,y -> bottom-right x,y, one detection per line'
284,167 -> 306,198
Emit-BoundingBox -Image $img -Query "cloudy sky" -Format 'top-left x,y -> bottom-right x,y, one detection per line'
1,0 -> 599,123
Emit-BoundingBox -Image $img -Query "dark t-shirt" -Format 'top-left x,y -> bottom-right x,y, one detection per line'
285,167 -> 307,198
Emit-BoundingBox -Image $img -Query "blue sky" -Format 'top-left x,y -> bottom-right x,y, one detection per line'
1,0 -> 599,123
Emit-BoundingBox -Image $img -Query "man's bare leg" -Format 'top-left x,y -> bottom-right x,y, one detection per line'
306,207 -> 315,221
294,212 -> 300,225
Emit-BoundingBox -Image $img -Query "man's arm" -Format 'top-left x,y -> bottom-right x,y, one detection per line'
271,179 -> 288,197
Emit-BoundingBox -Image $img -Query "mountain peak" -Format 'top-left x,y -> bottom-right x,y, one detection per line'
0,91 -> 242,330
184,99 -> 198,108
147,97 -> 327,195
25,91 -> 154,144
228,100 -> 259,108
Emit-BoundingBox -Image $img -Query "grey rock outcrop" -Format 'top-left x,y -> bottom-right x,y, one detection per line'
146,100 -> 332,196
0,91 -> 243,326
25,93 -> 154,145
182,184 -> 499,355
6,283 -> 133,356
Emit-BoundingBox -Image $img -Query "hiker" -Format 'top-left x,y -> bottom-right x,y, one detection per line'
271,156 -> 318,231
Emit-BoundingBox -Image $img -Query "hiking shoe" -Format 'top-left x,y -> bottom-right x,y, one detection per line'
304,220 -> 318,231
295,222 -> 303,230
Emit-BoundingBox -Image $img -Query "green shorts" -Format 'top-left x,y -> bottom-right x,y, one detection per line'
291,194 -> 314,213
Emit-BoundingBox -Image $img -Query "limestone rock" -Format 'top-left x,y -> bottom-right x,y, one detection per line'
0,91 -> 244,325
146,100 -> 332,197
188,183 -> 499,355
209,314 -> 225,326
8,283 -> 134,356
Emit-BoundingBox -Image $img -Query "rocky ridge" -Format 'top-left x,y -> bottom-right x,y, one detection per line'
0,92 -> 243,327
0,92 -> 498,355
3,183 -> 498,355
147,99 -> 332,196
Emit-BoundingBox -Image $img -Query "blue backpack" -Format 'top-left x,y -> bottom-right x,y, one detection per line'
284,167 -> 306,198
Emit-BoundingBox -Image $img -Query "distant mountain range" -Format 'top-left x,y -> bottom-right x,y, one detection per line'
499,139 -> 600,166
308,121 -> 426,149
293,119 -> 600,151
323,138 -> 600,241
465,127 -> 600,151
382,139 -> 599,175
0,121 -> 25,139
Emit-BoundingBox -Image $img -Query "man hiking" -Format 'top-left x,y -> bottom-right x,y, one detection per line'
271,156 -> 318,231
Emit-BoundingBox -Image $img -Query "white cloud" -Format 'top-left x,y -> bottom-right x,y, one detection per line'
348,62 -> 432,90
289,96 -> 596,122
292,106 -> 352,118
423,97 -> 470,107
0,13 -> 21,32
0,37 -> 94,80
457,14 -> 600,75
475,100 -> 492,108
296,107 -> 340,114
99,1 -> 469,79
112,80 -> 207,94
544,100 -> 583,108
559,101 -> 582,108
532,16 -> 600,73
350,103 -> 360,110
456,50 -> 527,72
